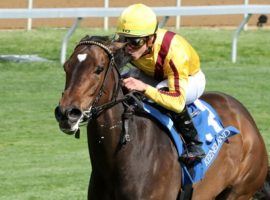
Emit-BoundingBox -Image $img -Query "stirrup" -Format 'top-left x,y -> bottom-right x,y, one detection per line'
179,144 -> 206,165
179,153 -> 205,165
180,152 -> 206,159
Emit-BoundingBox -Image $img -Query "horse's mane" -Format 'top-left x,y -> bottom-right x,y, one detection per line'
79,35 -> 131,69
80,35 -> 111,44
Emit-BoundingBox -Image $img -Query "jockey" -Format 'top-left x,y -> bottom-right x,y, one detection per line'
116,4 -> 206,161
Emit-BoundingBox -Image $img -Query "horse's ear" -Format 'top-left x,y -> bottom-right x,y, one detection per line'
109,42 -> 131,68
108,42 -> 126,53
80,35 -> 91,42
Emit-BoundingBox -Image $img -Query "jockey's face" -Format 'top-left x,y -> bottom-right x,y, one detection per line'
122,35 -> 155,60
126,42 -> 148,60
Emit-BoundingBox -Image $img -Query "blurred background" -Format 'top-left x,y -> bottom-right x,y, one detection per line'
0,0 -> 269,29
0,1 -> 269,199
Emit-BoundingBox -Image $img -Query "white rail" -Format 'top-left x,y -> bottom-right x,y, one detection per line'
0,5 -> 269,18
0,5 -> 269,63
27,0 -> 33,31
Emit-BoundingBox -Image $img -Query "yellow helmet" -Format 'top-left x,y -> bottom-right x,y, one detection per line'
116,4 -> 158,37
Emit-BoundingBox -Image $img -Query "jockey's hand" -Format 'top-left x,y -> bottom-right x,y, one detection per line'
122,77 -> 148,93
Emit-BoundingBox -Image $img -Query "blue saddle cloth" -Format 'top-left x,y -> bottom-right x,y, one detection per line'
142,99 -> 240,186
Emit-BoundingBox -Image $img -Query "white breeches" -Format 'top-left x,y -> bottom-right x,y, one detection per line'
156,70 -> 206,104
122,68 -> 206,104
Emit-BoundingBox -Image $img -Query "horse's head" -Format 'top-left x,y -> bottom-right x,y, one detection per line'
54,36 -> 130,135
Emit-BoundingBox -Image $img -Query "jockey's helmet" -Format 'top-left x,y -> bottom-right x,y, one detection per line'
116,4 -> 158,37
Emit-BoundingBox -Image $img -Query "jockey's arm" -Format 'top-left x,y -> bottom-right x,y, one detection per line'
144,51 -> 189,113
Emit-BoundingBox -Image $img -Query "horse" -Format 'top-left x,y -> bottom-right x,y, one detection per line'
54,36 -> 268,200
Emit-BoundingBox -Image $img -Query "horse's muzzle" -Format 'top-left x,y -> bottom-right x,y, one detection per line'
54,105 -> 83,135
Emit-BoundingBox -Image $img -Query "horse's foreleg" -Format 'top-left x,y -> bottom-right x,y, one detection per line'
88,172 -> 111,200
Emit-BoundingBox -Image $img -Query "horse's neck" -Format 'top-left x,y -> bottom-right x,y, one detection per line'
87,103 -> 124,169
88,106 -> 180,189
87,75 -> 125,166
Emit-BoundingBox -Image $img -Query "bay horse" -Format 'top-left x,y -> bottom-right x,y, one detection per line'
54,36 -> 268,200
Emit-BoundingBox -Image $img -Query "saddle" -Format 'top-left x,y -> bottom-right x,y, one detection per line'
123,92 -> 240,186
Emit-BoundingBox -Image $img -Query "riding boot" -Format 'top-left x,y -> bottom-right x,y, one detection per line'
172,106 -> 205,163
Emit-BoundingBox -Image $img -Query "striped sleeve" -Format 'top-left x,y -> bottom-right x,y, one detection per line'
144,31 -> 190,113
144,59 -> 187,113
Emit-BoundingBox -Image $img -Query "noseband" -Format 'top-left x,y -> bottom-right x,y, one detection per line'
75,40 -> 126,122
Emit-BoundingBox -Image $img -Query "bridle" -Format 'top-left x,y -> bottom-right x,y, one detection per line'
59,40 -> 143,140
75,40 -> 126,122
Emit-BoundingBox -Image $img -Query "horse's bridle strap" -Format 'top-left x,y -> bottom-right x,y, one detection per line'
90,97 -> 126,118
76,40 -> 122,121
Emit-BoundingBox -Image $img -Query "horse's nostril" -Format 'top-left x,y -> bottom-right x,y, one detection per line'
66,107 -> 83,122
54,106 -> 63,122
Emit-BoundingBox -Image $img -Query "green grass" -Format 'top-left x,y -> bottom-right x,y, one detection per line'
0,27 -> 269,199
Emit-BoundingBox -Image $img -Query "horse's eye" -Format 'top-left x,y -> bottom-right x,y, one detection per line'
94,66 -> 104,74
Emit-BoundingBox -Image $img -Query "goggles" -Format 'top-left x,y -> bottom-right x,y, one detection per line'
116,35 -> 147,49
125,37 -> 146,48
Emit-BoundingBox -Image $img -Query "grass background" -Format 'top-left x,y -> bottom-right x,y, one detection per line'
0,27 -> 269,199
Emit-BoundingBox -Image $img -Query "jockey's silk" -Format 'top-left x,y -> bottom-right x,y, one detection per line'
131,28 -> 200,113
